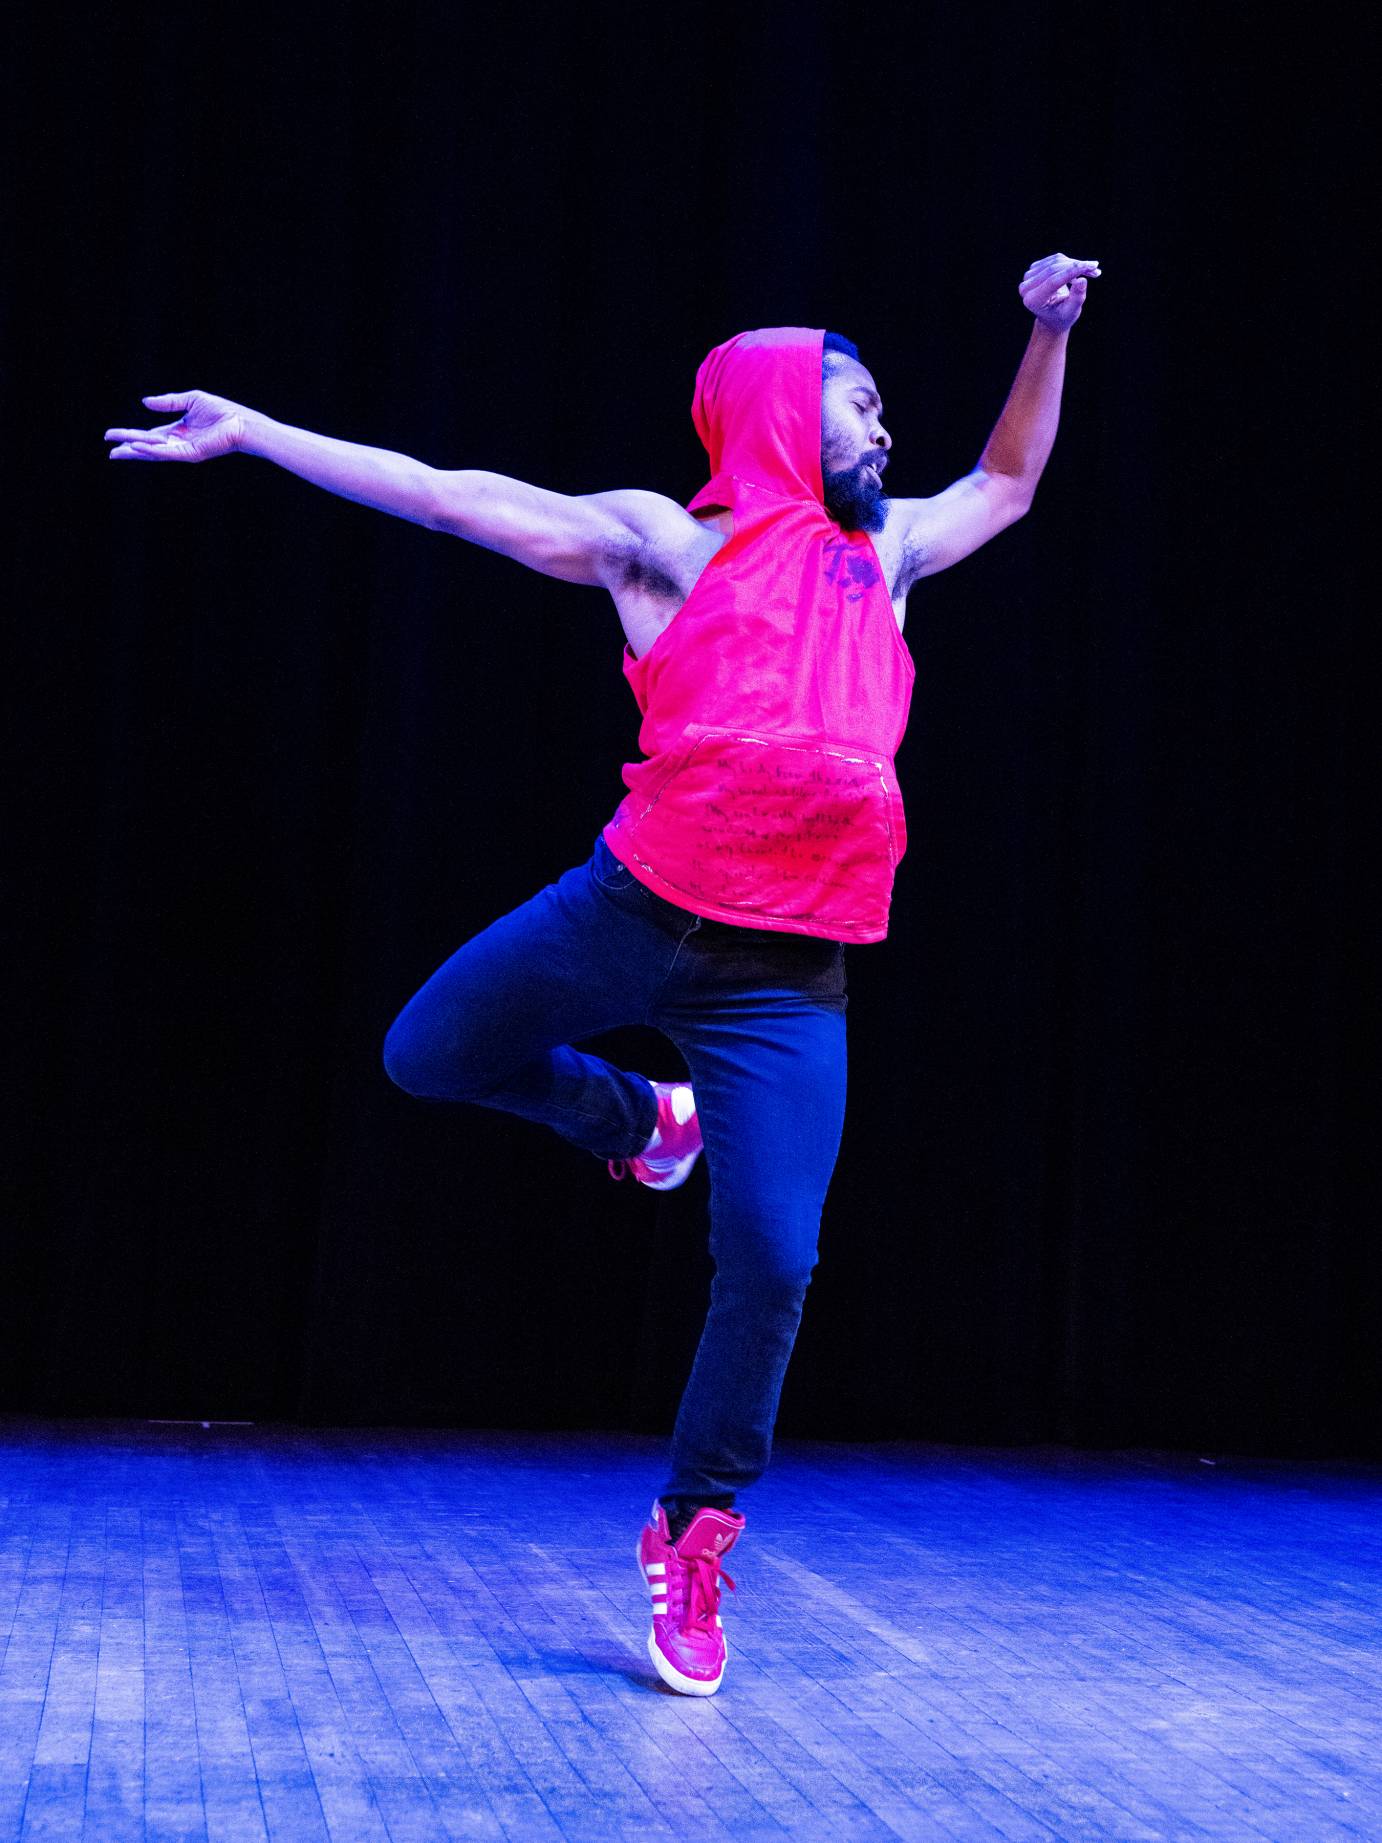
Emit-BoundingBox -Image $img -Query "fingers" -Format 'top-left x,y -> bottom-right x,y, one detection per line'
105,397 -> 183,456
1023,252 -> 1100,278
1041,262 -> 1099,307
103,424 -> 176,442
105,409 -> 185,459
107,437 -> 193,461
1018,260 -> 1100,318
1020,254 -> 1101,299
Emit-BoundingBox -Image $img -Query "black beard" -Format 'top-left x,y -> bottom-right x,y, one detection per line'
821,455 -> 888,533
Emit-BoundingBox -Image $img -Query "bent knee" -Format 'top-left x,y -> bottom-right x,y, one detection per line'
382,1022 -> 426,1094
382,1018 -> 478,1098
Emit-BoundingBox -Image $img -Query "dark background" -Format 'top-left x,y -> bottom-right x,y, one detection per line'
4,5 -> 1369,1455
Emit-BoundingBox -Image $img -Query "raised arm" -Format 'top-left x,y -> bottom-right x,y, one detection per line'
104,390 -> 680,588
891,252 -> 1101,586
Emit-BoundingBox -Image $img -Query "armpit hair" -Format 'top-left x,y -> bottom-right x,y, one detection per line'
607,527 -> 681,599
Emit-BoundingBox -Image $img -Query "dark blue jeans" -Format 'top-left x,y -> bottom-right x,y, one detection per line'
381,832 -> 849,1506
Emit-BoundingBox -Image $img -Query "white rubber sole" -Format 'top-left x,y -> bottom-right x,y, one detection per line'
637,1146 -> 703,1191
647,1628 -> 724,1695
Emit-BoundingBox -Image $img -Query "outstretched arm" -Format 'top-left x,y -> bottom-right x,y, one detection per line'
891,252 -> 1101,585
104,391 -> 680,588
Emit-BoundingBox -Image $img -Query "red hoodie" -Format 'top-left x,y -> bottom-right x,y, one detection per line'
600,326 -> 915,943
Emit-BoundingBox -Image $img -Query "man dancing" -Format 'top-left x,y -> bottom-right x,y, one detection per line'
105,250 -> 1099,1694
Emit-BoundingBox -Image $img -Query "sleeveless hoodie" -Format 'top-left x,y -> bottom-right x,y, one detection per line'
600,325 -> 915,943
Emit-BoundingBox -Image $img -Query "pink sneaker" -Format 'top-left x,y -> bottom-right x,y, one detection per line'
637,1500 -> 744,1695
607,1080 -> 703,1191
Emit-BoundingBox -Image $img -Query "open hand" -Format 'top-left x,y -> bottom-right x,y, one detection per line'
105,389 -> 248,461
1020,254 -> 1101,331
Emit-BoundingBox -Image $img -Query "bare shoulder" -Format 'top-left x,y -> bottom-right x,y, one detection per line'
598,496 -> 728,660
587,487 -> 707,557
589,488 -> 725,598
878,471 -> 1032,591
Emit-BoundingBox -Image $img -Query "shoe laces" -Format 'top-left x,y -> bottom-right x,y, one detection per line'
607,1159 -> 629,1180
682,1551 -> 736,1635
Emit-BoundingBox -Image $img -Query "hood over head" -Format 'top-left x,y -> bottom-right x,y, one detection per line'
686,326 -> 825,514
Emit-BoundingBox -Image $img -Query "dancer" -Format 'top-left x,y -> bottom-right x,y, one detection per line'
105,251 -> 1099,1694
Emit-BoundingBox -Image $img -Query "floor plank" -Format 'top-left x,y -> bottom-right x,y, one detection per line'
0,1420 -> 1379,1841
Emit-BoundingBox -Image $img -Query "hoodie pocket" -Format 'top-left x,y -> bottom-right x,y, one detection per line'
620,724 -> 906,929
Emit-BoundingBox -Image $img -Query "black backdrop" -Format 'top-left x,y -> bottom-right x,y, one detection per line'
5,5 -> 1369,1455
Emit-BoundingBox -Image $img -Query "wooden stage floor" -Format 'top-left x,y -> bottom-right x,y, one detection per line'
1,1418 -> 1379,1841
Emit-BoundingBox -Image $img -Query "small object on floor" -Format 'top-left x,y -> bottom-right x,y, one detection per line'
608,1080 -> 703,1190
637,1498 -> 744,1695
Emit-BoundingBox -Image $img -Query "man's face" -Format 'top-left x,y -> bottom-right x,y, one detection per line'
821,355 -> 892,533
